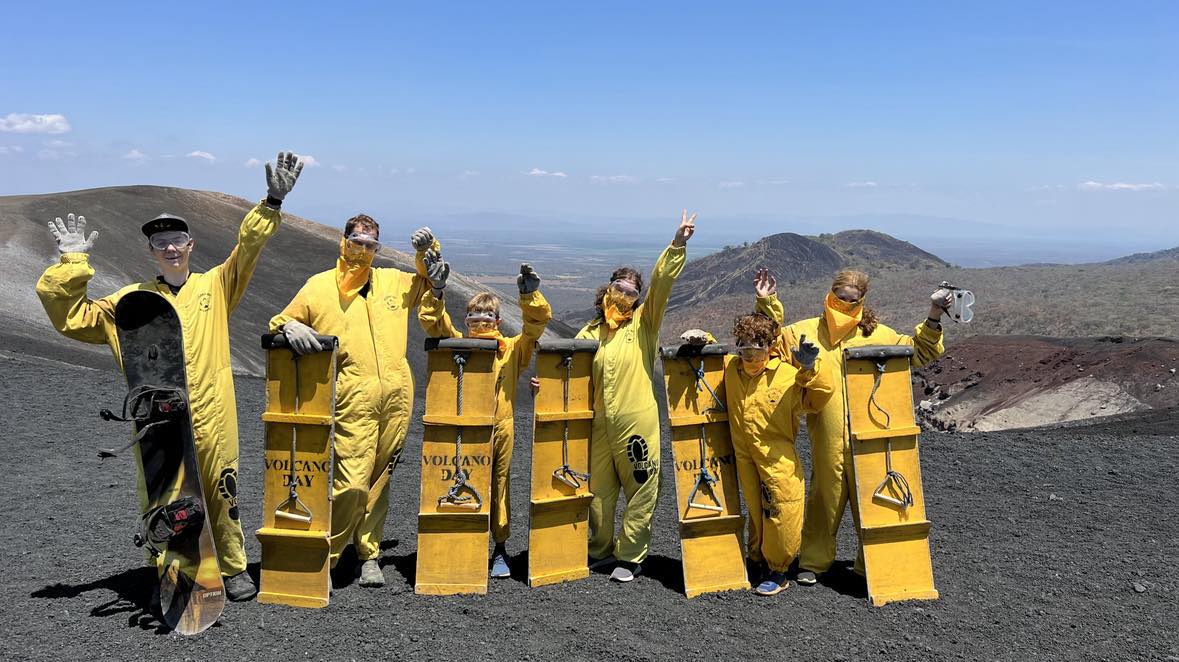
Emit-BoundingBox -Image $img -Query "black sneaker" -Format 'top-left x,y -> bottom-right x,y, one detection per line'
224,571 -> 258,601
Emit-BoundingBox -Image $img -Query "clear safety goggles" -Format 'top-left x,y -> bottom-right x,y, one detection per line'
465,312 -> 499,333
608,279 -> 640,305
346,232 -> 381,252
831,288 -> 863,305
735,344 -> 769,362
149,231 -> 192,251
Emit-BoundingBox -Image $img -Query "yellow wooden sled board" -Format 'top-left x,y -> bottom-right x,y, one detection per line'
256,334 -> 337,609
843,345 -> 938,607
416,339 -> 499,596
661,344 -> 749,598
528,340 -> 598,588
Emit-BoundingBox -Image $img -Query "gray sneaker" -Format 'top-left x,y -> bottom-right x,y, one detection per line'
796,570 -> 818,586
610,561 -> 642,583
357,559 -> 385,587
224,571 -> 257,601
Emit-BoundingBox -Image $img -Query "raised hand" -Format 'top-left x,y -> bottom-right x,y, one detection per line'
410,226 -> 435,251
517,263 -> 540,294
792,334 -> 820,370
424,249 -> 450,294
929,286 -> 954,319
680,328 -> 713,345
47,213 -> 98,254
672,209 -> 697,247
754,268 -> 777,298
265,151 -> 304,202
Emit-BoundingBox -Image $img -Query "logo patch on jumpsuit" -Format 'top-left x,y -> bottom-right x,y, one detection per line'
218,468 -> 239,520
626,435 -> 656,484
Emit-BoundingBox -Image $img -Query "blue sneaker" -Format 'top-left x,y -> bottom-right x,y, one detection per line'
490,546 -> 511,579
754,571 -> 790,596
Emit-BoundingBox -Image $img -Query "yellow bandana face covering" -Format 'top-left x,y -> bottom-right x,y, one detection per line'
603,289 -> 635,330
741,356 -> 769,378
824,290 -> 863,342
466,325 -> 506,353
336,238 -> 374,301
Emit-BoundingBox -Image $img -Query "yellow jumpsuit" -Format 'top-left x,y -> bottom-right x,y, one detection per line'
36,202 -> 283,577
416,290 -> 552,543
724,354 -> 833,573
576,244 -> 686,564
758,294 -> 943,575
269,245 -> 444,566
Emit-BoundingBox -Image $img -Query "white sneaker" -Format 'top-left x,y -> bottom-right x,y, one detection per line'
610,561 -> 642,582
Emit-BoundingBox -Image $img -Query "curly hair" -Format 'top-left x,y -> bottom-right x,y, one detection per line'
732,312 -> 779,348
830,269 -> 879,336
592,266 -> 644,318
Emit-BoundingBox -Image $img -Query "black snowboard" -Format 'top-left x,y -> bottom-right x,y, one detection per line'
106,289 -> 225,635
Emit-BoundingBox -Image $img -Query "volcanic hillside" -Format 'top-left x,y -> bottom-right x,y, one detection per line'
666,229 -> 948,310
0,186 -> 564,379
660,231 -> 1179,343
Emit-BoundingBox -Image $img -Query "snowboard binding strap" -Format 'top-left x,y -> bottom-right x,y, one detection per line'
135,495 -> 206,558
552,354 -> 590,490
98,384 -> 188,458
438,352 -> 483,510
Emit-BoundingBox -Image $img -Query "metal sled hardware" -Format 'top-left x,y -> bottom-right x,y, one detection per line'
256,332 -> 339,609
843,345 -> 938,607
528,339 -> 598,587
936,281 -> 975,324
660,343 -> 748,598
418,338 -> 498,595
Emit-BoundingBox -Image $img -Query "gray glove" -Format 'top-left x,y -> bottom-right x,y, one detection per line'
48,213 -> 98,254
930,286 -> 953,314
424,249 -> 450,295
680,329 -> 712,346
265,151 -> 304,202
517,263 -> 540,294
283,320 -> 322,355
792,335 -> 820,370
410,226 -> 435,251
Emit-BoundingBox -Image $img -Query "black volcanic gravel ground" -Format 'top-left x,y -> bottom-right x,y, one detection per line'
0,351 -> 1176,661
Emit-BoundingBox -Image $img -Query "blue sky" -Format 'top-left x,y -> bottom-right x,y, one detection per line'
2,2 -> 1177,260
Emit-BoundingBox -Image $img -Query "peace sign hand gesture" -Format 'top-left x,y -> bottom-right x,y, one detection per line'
672,209 -> 697,248
48,213 -> 99,254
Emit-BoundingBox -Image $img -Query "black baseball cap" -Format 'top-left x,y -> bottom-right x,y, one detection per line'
141,213 -> 189,237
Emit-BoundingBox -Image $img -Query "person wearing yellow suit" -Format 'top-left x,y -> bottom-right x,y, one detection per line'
754,267 -> 952,586
416,264 -> 552,579
576,210 -> 697,583
268,215 -> 450,588
35,152 -> 306,604
683,309 -> 833,596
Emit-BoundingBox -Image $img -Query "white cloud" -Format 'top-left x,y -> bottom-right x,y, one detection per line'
590,174 -> 638,184
656,177 -> 677,183
845,181 -> 879,188
1076,180 -> 1165,192
186,150 -> 216,162
123,149 -> 148,162
0,113 -> 71,134
332,164 -> 349,173
718,181 -> 745,189
760,178 -> 791,185
527,168 -> 568,178
405,167 -> 416,174
0,145 -> 24,155
460,169 -> 480,179
296,154 -> 320,167
244,157 -> 263,168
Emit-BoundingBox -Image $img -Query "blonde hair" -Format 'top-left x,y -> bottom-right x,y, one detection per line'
829,269 -> 879,336
466,291 -> 501,317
